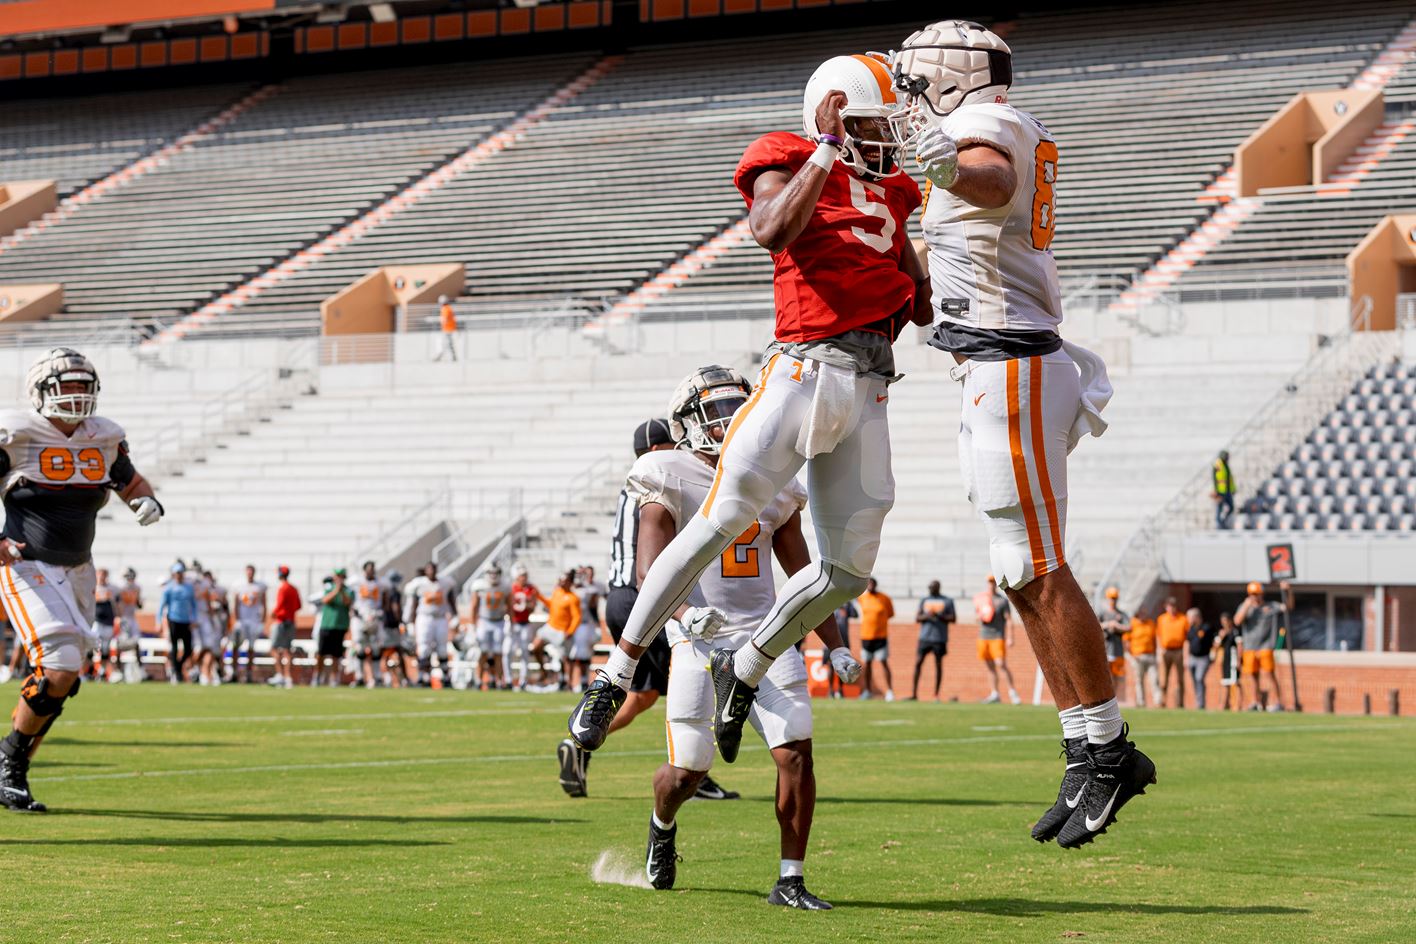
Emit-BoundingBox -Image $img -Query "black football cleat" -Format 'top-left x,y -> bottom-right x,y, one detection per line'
645,817 -> 681,891
567,673 -> 627,751
1056,725 -> 1156,849
1031,736 -> 1089,843
693,774 -> 740,801
557,737 -> 588,798
0,751 -> 46,813
767,876 -> 832,910
708,648 -> 757,763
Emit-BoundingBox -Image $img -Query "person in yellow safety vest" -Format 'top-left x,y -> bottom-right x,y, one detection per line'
1211,450 -> 1234,529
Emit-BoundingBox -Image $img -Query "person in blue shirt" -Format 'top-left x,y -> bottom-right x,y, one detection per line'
159,562 -> 197,684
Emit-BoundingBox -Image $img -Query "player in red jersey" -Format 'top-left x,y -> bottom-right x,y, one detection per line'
571,53 -> 931,758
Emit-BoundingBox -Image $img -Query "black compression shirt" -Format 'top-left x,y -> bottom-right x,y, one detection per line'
0,445 -> 135,566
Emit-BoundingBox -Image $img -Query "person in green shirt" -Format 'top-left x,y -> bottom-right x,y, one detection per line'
314,568 -> 355,687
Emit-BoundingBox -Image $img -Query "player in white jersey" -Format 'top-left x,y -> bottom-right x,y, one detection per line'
469,565 -> 510,690
113,568 -> 145,683
229,565 -> 267,684
352,560 -> 389,689
402,562 -> 458,687
0,348 -> 164,811
567,566 -> 605,692
894,20 -> 1155,849
89,568 -> 120,682
627,366 -> 860,908
188,566 -> 221,686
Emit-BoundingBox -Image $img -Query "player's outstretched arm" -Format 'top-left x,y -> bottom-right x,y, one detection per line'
118,471 -> 164,526
747,90 -> 847,253
949,144 -> 1016,210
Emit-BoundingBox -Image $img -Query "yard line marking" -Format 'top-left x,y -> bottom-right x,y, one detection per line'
63,706 -> 564,728
32,722 -> 1396,785
280,729 -> 365,737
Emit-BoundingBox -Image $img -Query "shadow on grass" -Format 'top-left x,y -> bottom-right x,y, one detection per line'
52,809 -> 585,826
699,888 -> 1307,917
742,796 -> 1039,808
1368,813 -> 1416,819
46,738 -> 229,749
0,837 -> 449,849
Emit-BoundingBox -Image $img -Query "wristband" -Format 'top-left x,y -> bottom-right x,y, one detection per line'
808,141 -> 837,172
816,133 -> 843,147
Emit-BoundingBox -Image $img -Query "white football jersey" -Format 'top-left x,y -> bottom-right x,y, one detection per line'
472,580 -> 510,621
922,103 -> 1063,334
232,581 -> 268,623
404,576 -> 455,621
116,581 -> 142,621
352,577 -> 386,620
625,449 -> 806,647
191,575 -> 214,625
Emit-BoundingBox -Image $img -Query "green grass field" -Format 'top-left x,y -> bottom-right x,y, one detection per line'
3,686 -> 1413,944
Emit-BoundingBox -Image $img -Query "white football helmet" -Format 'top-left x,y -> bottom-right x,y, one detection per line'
510,562 -> 528,580
892,20 -> 1012,133
802,53 -> 908,179
28,347 -> 100,422
668,365 -> 751,456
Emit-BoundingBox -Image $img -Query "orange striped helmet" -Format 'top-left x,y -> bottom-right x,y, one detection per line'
802,54 -> 907,179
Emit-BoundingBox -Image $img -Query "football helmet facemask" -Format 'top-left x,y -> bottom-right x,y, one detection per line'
802,54 -> 908,179
28,347 -> 100,422
668,365 -> 751,456
892,20 -> 1012,136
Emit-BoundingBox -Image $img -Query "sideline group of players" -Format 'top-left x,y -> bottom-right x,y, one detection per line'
560,19 -> 1158,907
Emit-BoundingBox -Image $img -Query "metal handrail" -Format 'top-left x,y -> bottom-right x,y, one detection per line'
1093,294 -> 1396,610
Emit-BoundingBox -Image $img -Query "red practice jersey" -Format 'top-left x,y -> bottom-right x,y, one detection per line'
735,132 -> 922,343
509,582 -> 541,624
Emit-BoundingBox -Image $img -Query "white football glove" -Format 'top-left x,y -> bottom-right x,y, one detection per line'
680,606 -> 726,642
915,125 -> 959,189
830,646 -> 862,685
129,496 -> 163,526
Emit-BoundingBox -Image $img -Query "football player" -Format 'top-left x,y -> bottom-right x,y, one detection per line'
469,564 -> 509,690
352,560 -> 389,689
113,568 -> 144,683
188,562 -> 220,686
557,420 -> 738,803
402,561 -> 457,687
504,563 -> 540,691
89,568 -> 120,681
570,53 -> 929,756
230,565 -> 267,684
0,348 -> 163,811
630,366 -> 861,907
205,569 -> 230,681
893,20 -> 1154,848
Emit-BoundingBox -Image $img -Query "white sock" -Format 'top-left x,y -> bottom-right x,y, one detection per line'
780,859 -> 804,879
1083,698 -> 1124,745
1058,705 -> 1086,741
601,648 -> 638,691
652,811 -> 674,831
732,645 -> 773,688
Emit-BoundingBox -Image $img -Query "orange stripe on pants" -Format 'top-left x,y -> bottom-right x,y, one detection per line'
1005,360 -> 1047,577
702,353 -> 779,518
2,565 -> 44,675
1027,356 -> 1065,570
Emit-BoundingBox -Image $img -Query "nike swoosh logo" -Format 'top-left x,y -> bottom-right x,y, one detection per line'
1085,785 -> 1121,831
1065,786 -> 1085,809
720,701 -> 737,725
876,394 -> 888,403
973,393 -> 986,406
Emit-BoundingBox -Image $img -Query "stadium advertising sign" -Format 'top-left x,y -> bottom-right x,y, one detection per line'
0,1 -> 276,36
1267,543 -> 1297,582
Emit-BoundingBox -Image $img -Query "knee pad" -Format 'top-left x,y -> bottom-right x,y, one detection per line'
703,465 -> 779,538
824,563 -> 869,604
22,674 -> 79,718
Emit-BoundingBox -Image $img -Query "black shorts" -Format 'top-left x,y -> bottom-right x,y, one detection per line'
606,586 -> 669,696
917,642 -> 947,658
861,638 -> 889,656
317,630 -> 346,659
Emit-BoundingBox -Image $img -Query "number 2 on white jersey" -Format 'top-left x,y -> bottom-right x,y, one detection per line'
848,176 -> 897,254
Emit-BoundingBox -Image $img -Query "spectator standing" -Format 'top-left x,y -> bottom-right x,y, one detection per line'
269,565 -> 301,689
828,601 -> 857,698
158,563 -> 197,684
314,569 -> 355,687
230,565 -> 267,684
857,577 -> 895,701
1185,607 -> 1218,710
1127,606 -> 1160,707
912,581 -> 954,701
1156,597 -> 1189,708
974,576 -> 1020,705
435,295 -> 458,362
1097,587 -> 1130,703
1212,450 -> 1235,529
1216,611 -> 1241,710
1234,581 -> 1290,711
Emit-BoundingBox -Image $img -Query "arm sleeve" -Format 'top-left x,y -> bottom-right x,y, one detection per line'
109,440 -> 137,490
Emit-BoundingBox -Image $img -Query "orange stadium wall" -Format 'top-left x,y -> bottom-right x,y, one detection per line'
1235,89 -> 1383,198
0,180 -> 57,238
797,620 -> 1416,717
0,284 -> 63,324
1347,214 -> 1416,332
